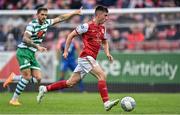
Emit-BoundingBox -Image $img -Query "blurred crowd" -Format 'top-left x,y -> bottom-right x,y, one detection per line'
1,0 -> 180,10
0,0 -> 180,51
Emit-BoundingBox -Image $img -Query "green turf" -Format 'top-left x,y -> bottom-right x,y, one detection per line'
0,92 -> 180,114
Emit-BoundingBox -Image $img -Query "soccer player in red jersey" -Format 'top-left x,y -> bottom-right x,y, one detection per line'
37,5 -> 119,111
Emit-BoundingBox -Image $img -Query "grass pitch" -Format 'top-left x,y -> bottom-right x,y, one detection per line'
0,92 -> 180,114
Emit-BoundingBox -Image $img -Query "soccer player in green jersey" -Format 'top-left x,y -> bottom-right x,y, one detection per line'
3,7 -> 82,106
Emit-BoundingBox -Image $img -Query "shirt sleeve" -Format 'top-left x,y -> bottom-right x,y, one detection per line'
25,22 -> 34,35
46,19 -> 54,26
75,23 -> 89,35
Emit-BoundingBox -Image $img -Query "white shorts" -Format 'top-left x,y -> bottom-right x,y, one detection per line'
73,56 -> 99,78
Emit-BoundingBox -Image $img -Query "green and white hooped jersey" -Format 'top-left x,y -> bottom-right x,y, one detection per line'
18,19 -> 53,52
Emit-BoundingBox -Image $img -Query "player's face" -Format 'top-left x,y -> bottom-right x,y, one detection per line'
37,10 -> 48,24
98,12 -> 108,24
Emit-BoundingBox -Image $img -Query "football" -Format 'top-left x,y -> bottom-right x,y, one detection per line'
120,96 -> 136,112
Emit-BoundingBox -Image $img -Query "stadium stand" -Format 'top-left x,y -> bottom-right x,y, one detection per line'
0,0 -> 180,52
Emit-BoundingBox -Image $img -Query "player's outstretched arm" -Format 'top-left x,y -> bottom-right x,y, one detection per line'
63,30 -> 78,59
52,7 -> 82,25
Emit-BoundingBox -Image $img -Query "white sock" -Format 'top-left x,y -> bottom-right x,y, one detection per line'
30,77 -> 38,83
12,78 -> 29,100
104,100 -> 110,106
12,93 -> 19,100
44,86 -> 47,92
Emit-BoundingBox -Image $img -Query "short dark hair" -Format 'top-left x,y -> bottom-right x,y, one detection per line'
95,5 -> 108,15
37,7 -> 48,14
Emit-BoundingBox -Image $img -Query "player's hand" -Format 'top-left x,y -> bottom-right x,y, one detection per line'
63,51 -> 68,59
107,54 -> 113,63
73,7 -> 83,15
37,45 -> 47,52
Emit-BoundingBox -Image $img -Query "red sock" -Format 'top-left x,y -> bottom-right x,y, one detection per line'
46,80 -> 68,91
98,80 -> 109,103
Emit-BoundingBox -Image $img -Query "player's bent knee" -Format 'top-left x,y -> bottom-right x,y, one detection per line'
33,76 -> 41,83
22,75 -> 31,80
98,76 -> 106,81
21,73 -> 31,80
66,80 -> 77,87
97,72 -> 106,81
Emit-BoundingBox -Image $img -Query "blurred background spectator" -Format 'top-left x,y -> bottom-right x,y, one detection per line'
127,24 -> 145,50
0,0 -> 180,52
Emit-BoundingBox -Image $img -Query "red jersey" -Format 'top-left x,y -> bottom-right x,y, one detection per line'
75,21 -> 107,59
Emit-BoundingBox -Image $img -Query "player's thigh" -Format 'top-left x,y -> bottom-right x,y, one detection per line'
16,48 -> 32,71
21,68 -> 32,80
30,58 -> 41,80
67,72 -> 81,86
90,64 -> 106,80
30,56 -> 41,70
16,48 -> 32,79
31,69 -> 42,80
